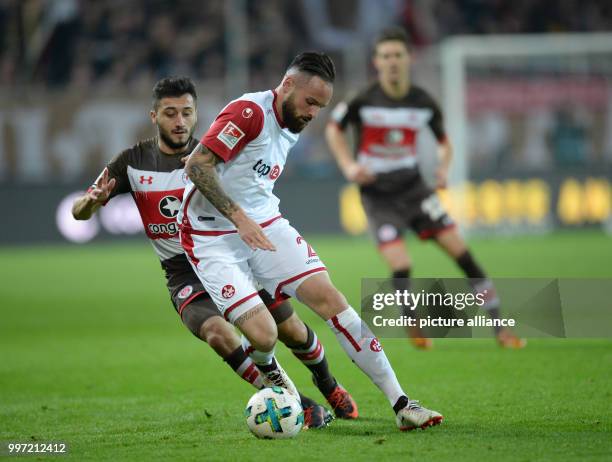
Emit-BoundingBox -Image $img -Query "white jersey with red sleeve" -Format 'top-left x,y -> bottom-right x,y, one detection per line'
178,90 -> 299,233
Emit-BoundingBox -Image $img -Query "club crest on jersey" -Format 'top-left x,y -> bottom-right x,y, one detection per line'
159,195 -> 181,218
385,129 -> 405,145
221,284 -> 236,299
140,175 -> 153,184
217,121 -> 245,149
177,285 -> 193,299
370,338 -> 382,352
242,107 -> 254,119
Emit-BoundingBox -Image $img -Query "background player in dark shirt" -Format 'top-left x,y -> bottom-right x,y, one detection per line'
72,77 -> 357,427
326,27 -> 525,349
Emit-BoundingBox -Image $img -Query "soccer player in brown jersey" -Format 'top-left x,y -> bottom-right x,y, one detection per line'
326,27 -> 525,349
72,77 -> 358,428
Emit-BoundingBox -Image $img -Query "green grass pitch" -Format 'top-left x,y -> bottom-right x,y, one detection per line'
1,231 -> 611,461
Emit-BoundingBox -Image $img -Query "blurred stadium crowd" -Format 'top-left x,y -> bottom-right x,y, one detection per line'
1,0 -> 611,241
1,0 -> 611,90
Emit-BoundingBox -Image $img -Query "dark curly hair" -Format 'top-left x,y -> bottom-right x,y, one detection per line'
152,76 -> 197,110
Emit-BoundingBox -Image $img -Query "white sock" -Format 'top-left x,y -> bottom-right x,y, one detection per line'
241,335 -> 275,367
241,336 -> 300,402
327,306 -> 407,407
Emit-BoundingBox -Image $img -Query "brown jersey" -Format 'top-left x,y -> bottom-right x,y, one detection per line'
331,82 -> 446,195
93,137 -> 199,263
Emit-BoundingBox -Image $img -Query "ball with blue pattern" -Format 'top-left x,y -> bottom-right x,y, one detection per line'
245,386 -> 304,439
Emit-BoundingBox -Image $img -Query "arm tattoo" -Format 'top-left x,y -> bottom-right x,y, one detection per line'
235,304 -> 266,326
187,144 -> 239,219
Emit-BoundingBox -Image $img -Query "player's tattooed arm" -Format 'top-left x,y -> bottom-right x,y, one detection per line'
185,143 -> 276,251
186,143 -> 239,219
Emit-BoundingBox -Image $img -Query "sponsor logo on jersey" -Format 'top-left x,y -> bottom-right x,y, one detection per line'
158,195 -> 181,218
181,171 -> 189,184
370,338 -> 382,352
252,159 -> 281,180
140,175 -> 154,184
360,106 -> 433,128
269,165 -> 281,180
217,121 -> 245,149
242,107 -> 254,119
178,285 -> 193,299
221,284 -> 235,299
148,222 -> 179,235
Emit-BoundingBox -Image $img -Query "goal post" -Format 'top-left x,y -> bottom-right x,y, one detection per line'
440,33 -> 612,234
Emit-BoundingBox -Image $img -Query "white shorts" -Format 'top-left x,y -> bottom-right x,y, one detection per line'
181,217 -> 326,323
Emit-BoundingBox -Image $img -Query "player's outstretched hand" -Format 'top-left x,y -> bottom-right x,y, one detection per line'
345,163 -> 376,185
88,168 -> 116,204
236,215 -> 276,251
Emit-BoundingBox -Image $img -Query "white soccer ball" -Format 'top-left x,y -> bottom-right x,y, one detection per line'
245,386 -> 303,439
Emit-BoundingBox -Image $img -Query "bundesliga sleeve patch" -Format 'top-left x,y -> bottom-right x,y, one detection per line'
217,121 -> 245,150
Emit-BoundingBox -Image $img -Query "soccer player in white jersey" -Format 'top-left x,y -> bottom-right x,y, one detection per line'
72,76 -> 357,429
179,53 -> 443,431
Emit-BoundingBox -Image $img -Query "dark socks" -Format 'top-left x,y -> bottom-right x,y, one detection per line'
455,251 -> 486,279
392,268 -> 411,290
257,357 -> 278,374
393,268 -> 419,321
288,324 -> 337,396
299,394 -> 317,409
393,395 -> 409,414
456,251 -> 502,333
223,345 -> 249,371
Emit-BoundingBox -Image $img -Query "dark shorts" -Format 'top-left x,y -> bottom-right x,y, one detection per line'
162,254 -> 294,337
361,174 -> 455,247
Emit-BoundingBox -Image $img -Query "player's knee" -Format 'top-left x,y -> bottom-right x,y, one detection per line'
248,322 -> 278,353
314,284 -> 348,315
200,317 -> 239,356
277,313 -> 307,345
249,334 -> 277,353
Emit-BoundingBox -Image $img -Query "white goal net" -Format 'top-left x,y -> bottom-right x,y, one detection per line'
440,33 -> 612,234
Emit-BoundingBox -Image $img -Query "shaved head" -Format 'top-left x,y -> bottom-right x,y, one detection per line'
275,52 -> 335,133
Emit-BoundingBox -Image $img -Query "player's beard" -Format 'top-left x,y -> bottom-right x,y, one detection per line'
282,95 -> 312,134
158,126 -> 194,151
